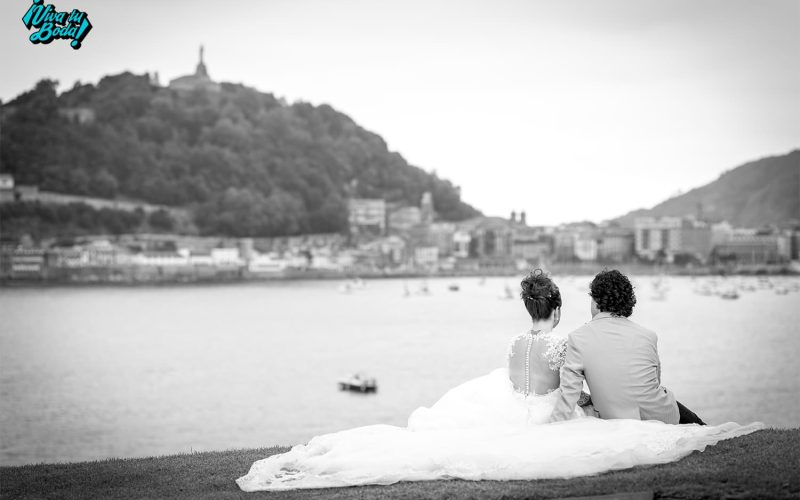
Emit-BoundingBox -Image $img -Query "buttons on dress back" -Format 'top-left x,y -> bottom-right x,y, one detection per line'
524,331 -> 535,396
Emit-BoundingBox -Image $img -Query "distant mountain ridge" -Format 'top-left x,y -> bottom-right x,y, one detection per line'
0,73 -> 480,237
614,150 -> 799,227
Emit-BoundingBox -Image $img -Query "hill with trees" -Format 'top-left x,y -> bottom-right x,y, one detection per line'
0,73 -> 480,238
614,150 -> 799,227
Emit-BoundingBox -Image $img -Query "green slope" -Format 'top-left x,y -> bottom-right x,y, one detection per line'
0,74 -> 480,237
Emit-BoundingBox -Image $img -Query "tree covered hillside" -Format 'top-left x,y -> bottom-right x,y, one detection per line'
0,73 -> 480,237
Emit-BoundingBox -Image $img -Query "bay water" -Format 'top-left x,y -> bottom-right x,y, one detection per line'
1,275 -> 798,466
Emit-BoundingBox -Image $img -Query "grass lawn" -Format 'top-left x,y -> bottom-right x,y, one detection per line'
1,429 -> 798,499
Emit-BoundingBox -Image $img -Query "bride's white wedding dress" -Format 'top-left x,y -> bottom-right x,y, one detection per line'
236,331 -> 763,492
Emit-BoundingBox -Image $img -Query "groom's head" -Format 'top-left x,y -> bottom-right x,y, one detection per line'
589,269 -> 636,318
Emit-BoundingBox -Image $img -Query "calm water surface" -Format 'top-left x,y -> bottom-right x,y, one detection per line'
1,276 -> 798,465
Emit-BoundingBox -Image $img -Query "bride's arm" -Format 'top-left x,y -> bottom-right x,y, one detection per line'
549,333 -> 585,422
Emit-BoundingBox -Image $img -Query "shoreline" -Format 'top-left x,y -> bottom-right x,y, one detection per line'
2,265 -> 798,288
1,429 -> 797,499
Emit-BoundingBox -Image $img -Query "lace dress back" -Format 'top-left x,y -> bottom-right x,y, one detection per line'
507,331 -> 567,396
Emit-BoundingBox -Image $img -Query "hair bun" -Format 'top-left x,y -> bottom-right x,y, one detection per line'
520,269 -> 557,300
519,269 -> 562,321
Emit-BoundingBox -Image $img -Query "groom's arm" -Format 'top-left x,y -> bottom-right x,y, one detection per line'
549,333 -> 585,422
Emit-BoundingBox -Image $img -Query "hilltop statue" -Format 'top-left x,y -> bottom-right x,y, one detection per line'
169,44 -> 220,92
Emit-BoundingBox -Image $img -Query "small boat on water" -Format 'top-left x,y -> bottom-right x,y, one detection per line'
720,290 -> 740,300
338,373 -> 378,393
448,284 -> 460,292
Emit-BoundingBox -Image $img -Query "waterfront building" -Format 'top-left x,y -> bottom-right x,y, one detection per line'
239,239 -> 255,262
371,236 -> 407,266
169,46 -> 221,93
248,253 -> 289,274
457,216 -> 518,260
711,232 -> 791,266
511,227 -> 553,262
553,222 -> 598,262
83,240 -> 119,266
634,216 -> 712,263
8,249 -> 46,279
211,248 -> 244,267
44,240 -> 123,268
429,222 -> 456,257
49,248 -> 87,268
387,206 -> 422,233
337,251 -> 357,271
348,199 -> 386,236
309,254 -> 340,271
553,231 -> 576,262
414,246 -> 439,268
114,251 -> 135,266
676,221 -> 713,263
285,252 -> 311,269
453,231 -> 471,258
188,251 -> 214,266
131,251 -> 189,267
597,228 -> 635,263
711,221 -> 734,246
574,235 -> 599,262
253,233 -> 344,256
634,217 -> 682,260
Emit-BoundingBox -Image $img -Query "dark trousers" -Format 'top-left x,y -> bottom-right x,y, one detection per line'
677,400 -> 706,425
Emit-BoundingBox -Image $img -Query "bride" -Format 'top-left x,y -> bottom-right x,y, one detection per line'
236,271 -> 762,492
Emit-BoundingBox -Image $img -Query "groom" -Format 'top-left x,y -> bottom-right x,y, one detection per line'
549,269 -> 706,425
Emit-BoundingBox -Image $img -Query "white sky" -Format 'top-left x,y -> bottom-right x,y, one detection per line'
1,0 -> 798,225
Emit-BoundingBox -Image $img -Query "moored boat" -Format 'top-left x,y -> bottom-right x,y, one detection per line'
337,373 -> 378,393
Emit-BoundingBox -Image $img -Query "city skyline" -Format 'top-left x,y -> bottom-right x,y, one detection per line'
1,0 -> 798,225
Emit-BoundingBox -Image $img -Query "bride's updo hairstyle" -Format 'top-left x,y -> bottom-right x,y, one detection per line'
520,269 -> 562,321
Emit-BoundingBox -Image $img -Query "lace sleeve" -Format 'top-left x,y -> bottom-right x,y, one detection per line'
544,336 -> 568,371
506,334 -> 525,363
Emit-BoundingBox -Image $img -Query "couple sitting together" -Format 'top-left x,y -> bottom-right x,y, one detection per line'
237,269 -> 762,492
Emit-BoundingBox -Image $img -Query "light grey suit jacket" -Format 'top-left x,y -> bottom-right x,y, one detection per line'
550,312 -> 680,424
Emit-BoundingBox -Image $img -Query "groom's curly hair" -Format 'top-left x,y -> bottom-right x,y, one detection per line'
520,269 -> 562,320
589,269 -> 636,317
